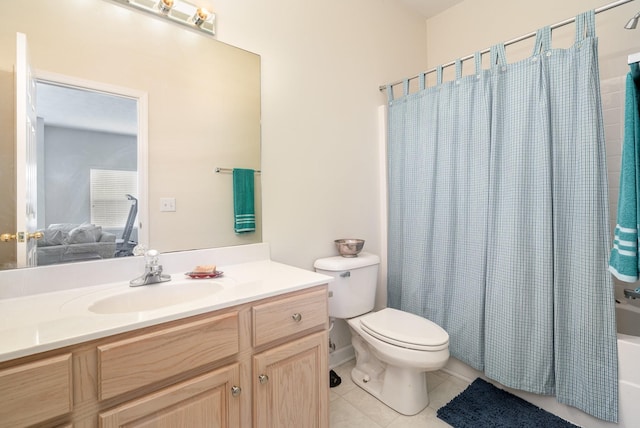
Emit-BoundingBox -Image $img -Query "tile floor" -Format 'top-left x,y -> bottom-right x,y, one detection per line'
329,359 -> 471,428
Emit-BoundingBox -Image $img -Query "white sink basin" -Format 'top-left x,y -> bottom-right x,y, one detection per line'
87,280 -> 223,314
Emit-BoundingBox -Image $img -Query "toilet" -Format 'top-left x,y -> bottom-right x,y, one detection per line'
314,253 -> 449,416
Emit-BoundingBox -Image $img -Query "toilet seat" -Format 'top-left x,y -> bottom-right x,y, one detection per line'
359,308 -> 449,351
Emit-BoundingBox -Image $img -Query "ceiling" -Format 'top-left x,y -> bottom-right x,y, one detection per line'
36,81 -> 138,136
396,0 -> 464,18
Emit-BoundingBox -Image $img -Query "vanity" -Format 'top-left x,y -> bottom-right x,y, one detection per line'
0,244 -> 331,427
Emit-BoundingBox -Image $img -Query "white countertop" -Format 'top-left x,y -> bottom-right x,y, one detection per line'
0,251 -> 333,363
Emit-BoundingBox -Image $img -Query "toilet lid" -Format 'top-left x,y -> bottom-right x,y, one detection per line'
360,308 -> 449,351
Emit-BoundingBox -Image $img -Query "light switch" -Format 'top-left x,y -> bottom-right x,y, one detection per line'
160,197 -> 176,212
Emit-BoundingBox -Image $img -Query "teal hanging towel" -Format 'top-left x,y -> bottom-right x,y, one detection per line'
233,168 -> 256,233
610,63 -> 640,282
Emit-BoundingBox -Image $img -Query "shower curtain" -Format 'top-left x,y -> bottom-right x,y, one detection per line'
387,11 -> 618,422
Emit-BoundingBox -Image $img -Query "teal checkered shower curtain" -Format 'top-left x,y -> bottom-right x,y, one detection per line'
387,11 -> 618,422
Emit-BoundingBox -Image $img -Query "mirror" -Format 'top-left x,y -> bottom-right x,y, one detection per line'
0,0 -> 261,270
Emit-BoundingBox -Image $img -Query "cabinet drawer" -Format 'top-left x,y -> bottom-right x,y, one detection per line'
0,354 -> 72,428
98,311 -> 239,400
253,287 -> 328,347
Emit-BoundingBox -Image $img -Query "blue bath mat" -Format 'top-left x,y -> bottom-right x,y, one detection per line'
437,378 -> 579,428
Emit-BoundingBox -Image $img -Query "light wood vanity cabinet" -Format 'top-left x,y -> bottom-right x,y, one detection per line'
252,288 -> 329,428
0,284 -> 328,428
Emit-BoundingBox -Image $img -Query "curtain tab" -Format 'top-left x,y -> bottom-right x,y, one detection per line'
575,10 -> 596,42
436,65 -> 443,85
455,59 -> 462,81
386,85 -> 394,102
403,79 -> 410,96
419,73 -> 426,91
490,44 -> 507,68
474,52 -> 482,77
533,26 -> 551,56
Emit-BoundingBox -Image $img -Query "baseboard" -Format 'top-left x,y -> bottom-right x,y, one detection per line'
442,357 -> 480,383
329,344 -> 354,369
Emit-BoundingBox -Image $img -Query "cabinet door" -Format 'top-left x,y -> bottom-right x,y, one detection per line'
99,363 -> 241,428
253,331 -> 328,428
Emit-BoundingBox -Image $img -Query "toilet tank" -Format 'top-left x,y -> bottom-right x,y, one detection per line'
314,252 -> 380,319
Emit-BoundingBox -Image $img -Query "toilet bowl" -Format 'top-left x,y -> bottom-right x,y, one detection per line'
314,253 -> 450,416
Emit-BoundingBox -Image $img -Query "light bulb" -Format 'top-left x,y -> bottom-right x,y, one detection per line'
157,0 -> 174,14
193,8 -> 210,26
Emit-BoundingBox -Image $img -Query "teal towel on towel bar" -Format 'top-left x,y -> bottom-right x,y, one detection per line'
610,63 -> 640,282
233,168 -> 256,233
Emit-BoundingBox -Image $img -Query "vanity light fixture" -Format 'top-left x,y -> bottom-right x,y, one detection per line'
110,0 -> 216,36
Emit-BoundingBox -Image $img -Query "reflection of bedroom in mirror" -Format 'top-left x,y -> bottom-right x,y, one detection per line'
33,78 -> 144,266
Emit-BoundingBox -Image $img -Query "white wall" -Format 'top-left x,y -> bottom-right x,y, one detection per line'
211,0 -> 429,270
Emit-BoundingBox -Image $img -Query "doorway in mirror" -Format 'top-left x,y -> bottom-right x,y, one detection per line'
30,76 -> 148,267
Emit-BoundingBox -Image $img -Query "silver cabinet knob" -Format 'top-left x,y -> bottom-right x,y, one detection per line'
231,385 -> 241,397
292,313 -> 302,322
258,374 -> 269,384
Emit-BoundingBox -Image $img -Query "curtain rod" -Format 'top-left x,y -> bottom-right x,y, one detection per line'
379,0 -> 635,91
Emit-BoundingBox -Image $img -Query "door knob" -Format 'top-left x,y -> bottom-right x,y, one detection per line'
231,385 -> 241,397
27,231 -> 43,240
0,233 -> 17,242
292,313 -> 302,322
258,374 -> 269,384
1,231 -> 43,242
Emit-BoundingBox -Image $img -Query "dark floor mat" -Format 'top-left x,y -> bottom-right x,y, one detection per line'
437,378 -> 579,428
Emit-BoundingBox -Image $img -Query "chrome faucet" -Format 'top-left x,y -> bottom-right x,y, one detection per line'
623,288 -> 640,299
130,249 -> 171,287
